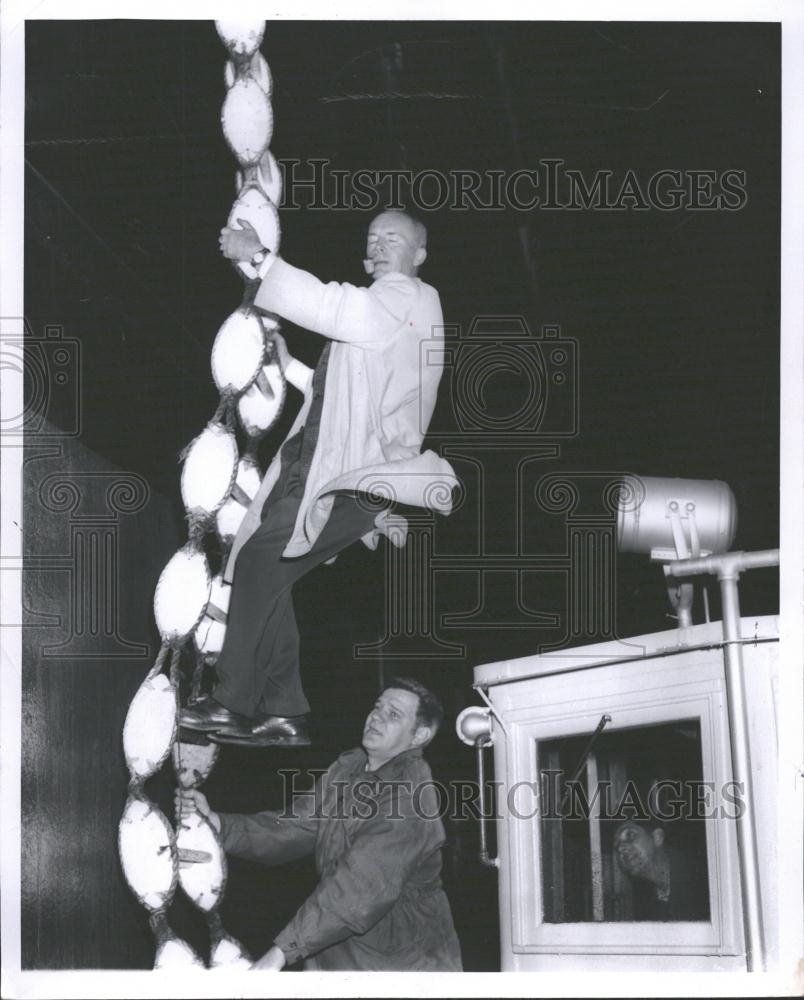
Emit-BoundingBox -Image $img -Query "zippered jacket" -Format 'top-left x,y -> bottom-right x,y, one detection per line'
219,746 -> 463,970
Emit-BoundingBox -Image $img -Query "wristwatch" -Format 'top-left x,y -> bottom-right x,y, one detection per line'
251,247 -> 270,268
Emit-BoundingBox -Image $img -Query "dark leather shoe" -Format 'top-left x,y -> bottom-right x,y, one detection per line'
210,714 -> 311,748
176,726 -> 213,746
179,696 -> 252,733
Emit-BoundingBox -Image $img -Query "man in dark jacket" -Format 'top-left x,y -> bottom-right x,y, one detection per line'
177,677 -> 463,971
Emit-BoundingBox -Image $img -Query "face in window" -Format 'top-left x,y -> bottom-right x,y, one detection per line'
362,687 -> 429,766
365,212 -> 426,280
614,822 -> 663,881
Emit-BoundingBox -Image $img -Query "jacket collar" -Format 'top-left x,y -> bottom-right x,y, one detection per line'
371,270 -> 417,284
348,745 -> 425,779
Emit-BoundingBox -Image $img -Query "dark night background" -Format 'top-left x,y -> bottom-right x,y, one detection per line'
22,20 -> 779,970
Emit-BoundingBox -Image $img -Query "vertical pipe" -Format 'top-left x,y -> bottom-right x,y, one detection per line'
476,738 -> 499,868
662,549 -> 778,967
719,571 -> 766,970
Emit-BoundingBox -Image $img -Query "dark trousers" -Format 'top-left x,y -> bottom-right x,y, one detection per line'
213,467 -> 376,718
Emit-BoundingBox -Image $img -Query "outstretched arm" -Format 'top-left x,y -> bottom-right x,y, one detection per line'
176,786 -> 319,868
218,217 -> 404,354
254,257 -> 417,346
217,806 -> 318,868
268,783 -> 444,966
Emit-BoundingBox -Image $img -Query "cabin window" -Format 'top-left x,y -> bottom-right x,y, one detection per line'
538,720 -> 711,923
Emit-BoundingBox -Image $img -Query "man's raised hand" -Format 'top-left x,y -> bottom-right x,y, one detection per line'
174,787 -> 221,833
269,330 -> 291,371
219,218 -> 263,262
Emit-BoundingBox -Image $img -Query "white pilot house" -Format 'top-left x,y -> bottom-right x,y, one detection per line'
458,476 -> 779,972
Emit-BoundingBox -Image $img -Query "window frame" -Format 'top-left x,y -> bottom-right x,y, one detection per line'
501,656 -> 743,956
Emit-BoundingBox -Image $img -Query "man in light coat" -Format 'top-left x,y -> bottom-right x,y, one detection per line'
181,211 -> 457,746
177,677 -> 463,971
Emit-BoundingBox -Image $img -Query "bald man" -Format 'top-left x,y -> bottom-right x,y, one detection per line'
180,211 -> 456,746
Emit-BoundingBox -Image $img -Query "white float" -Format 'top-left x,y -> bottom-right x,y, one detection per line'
123,672 -> 177,780
181,422 -> 239,518
210,934 -> 252,968
215,20 -> 265,58
172,740 -> 220,790
118,797 -> 177,911
237,362 -> 285,438
214,457 -> 261,545
258,148 -> 282,205
222,77 -> 273,166
153,935 -> 205,969
154,545 -> 212,642
177,811 -> 226,912
211,309 -> 266,394
193,572 -> 233,658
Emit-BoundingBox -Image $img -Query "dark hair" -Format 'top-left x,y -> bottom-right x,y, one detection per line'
613,817 -> 668,838
384,676 -> 444,735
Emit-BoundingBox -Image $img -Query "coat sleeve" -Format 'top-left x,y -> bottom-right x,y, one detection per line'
272,782 -> 445,965
218,784 -> 321,867
254,258 -> 415,345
